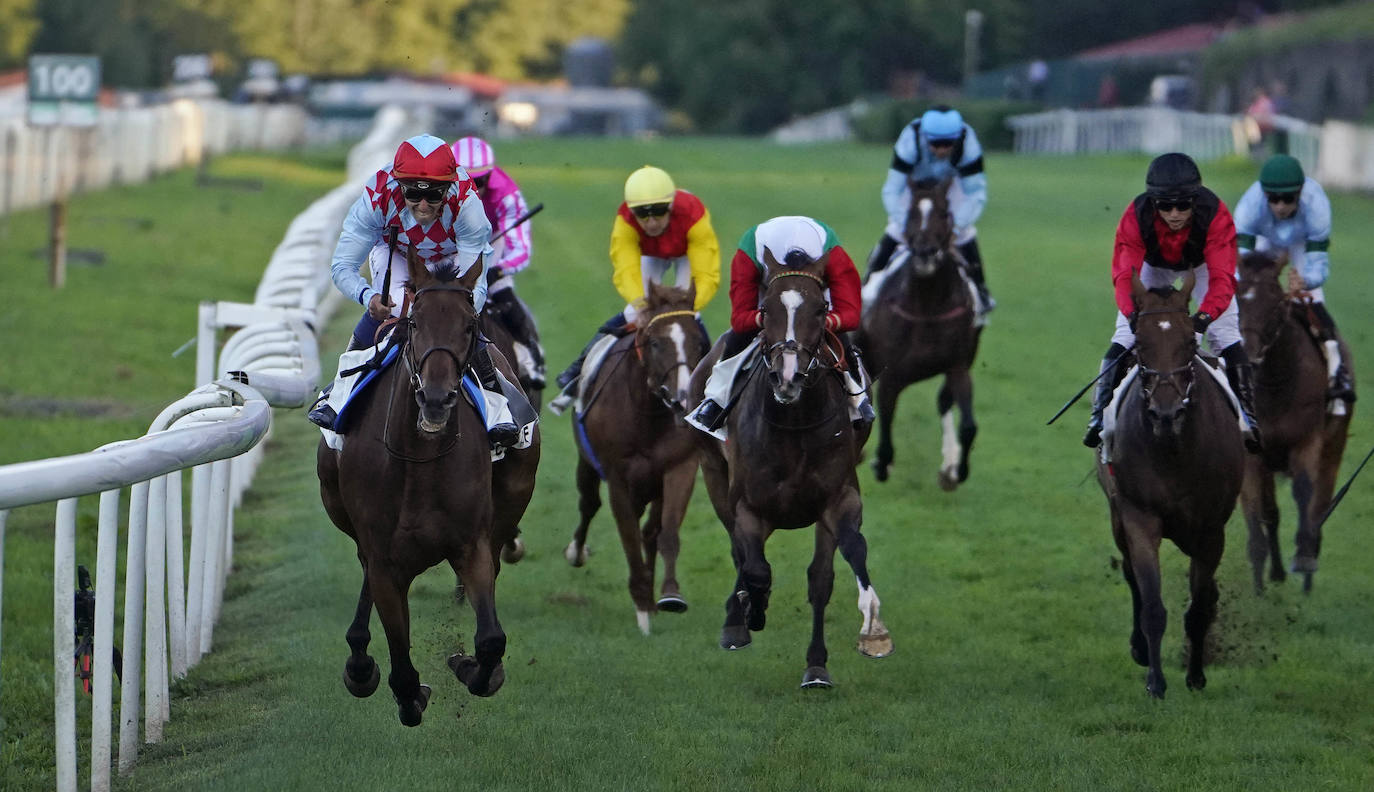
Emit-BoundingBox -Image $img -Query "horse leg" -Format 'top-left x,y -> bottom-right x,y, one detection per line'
733,504 -> 772,633
1240,458 -> 1280,594
828,487 -> 893,659
801,515 -> 839,689
607,477 -> 656,634
1119,506 -> 1168,698
1298,426 -> 1348,593
1183,537 -> 1223,692
720,543 -> 751,650
565,456 -> 600,567
342,567 -> 381,698
936,371 -> 977,490
872,378 -> 900,483
448,541 -> 507,698
1290,441 -> 1326,590
654,458 -> 697,613
368,565 -> 430,726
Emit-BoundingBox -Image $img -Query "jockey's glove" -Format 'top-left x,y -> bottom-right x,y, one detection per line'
1192,312 -> 1213,334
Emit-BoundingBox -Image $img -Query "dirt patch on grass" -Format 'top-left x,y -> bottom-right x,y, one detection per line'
0,395 -> 143,419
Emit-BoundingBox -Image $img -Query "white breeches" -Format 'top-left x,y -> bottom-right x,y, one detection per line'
368,243 -> 488,314
624,255 -> 692,323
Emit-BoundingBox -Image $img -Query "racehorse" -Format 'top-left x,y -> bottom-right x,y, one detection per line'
563,281 -> 708,634
482,291 -> 545,413
857,175 -> 982,489
689,248 -> 892,688
1235,250 -> 1354,593
316,254 -> 540,726
1096,270 -> 1244,698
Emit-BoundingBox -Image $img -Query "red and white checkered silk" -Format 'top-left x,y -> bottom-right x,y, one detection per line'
364,168 -> 475,265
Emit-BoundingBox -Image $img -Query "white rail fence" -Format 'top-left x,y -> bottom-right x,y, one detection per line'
1,99 -> 309,217
1003,107 -> 1374,189
0,105 -> 422,792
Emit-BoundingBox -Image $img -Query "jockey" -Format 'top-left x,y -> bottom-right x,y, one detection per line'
1233,154 -> 1354,404
685,215 -> 873,439
548,165 -> 721,414
1083,152 -> 1261,453
307,133 -> 521,448
451,136 -> 546,388
868,105 -> 993,314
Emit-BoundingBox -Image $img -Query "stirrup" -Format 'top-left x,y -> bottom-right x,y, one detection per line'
1083,421 -> 1103,449
308,403 -> 337,430
548,391 -> 574,416
689,399 -> 727,431
488,422 -> 521,449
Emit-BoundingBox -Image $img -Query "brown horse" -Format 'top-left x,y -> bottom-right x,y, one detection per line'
1235,250 -> 1354,593
316,257 -> 540,726
482,293 -> 544,413
1096,270 -> 1244,698
857,176 -> 982,489
689,248 -> 891,688
563,281 -> 707,633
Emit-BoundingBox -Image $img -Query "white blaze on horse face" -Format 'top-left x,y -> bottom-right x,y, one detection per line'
917,197 -> 934,231
780,290 -> 804,381
1241,286 -> 1256,302
668,322 -> 691,395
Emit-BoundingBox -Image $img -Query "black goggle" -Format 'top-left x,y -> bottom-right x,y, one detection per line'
402,184 -> 449,203
1265,191 -> 1298,205
631,203 -> 671,219
1154,198 -> 1194,213
472,173 -> 491,189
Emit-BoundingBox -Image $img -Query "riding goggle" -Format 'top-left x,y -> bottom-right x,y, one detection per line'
1265,191 -> 1298,205
402,184 -> 450,203
1154,198 -> 1194,213
927,138 -> 957,149
631,203 -> 671,219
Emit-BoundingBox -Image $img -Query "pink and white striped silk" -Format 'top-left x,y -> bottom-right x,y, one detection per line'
451,137 -> 496,177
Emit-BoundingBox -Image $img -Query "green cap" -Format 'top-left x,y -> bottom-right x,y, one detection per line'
1259,155 -> 1304,193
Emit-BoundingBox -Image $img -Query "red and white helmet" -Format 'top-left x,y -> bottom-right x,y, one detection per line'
451,136 -> 495,177
391,134 -> 457,182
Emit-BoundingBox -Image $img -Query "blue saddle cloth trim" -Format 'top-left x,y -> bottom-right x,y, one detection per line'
572,410 -> 607,481
334,345 -> 401,432
461,374 -> 487,425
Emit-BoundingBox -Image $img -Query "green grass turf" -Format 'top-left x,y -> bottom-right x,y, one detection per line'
2,139 -> 1373,791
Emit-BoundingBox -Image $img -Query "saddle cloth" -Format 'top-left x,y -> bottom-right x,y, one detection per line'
1099,357 -> 1245,464
567,333 -> 621,415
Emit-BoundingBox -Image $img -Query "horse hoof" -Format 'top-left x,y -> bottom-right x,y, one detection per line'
564,540 -> 588,567
1302,572 -> 1314,594
1290,555 -> 1318,574
873,462 -> 889,483
1144,673 -> 1167,699
1186,673 -> 1207,691
502,537 -> 526,564
396,684 -> 432,727
938,470 -> 958,492
857,631 -> 894,658
657,594 -> 689,613
342,658 -> 381,698
800,666 -> 833,689
449,654 -> 506,697
720,625 -> 751,650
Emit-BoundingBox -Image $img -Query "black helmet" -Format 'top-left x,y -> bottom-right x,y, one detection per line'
1145,153 -> 1202,199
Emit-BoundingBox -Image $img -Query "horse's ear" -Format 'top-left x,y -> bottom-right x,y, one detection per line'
1274,249 -> 1290,270
457,257 -> 483,290
645,279 -> 667,309
409,257 -> 435,290
1130,268 -> 1147,304
1179,269 -> 1196,301
815,249 -> 832,277
761,247 -> 781,279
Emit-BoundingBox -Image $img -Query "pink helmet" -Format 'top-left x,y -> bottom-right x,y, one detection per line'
392,134 -> 457,182
451,136 -> 495,177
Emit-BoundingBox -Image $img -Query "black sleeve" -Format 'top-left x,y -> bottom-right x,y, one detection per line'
957,156 -> 984,178
890,151 -> 914,174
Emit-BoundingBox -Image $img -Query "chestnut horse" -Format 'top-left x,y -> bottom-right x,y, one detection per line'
1236,250 -> 1354,593
1096,271 -> 1244,698
563,282 -> 709,633
317,258 -> 540,726
689,248 -> 892,689
857,176 -> 981,489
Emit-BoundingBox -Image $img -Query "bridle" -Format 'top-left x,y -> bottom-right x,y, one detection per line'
760,270 -> 830,383
1133,307 -> 1197,407
633,308 -> 701,410
383,283 -> 477,461
1240,281 -> 1295,366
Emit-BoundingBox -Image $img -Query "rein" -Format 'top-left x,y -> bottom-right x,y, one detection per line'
1132,307 -> 1198,407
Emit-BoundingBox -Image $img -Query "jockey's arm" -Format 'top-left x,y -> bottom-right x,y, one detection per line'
495,189 -> 532,274
609,214 -> 646,305
881,124 -> 920,231
823,246 -> 863,332
1299,184 -> 1333,290
331,191 -> 387,309
1110,206 -> 1147,317
685,209 -> 722,310
952,129 -> 987,232
1233,182 -> 1264,255
728,249 -> 763,333
1197,204 -> 1239,319
453,194 -> 495,312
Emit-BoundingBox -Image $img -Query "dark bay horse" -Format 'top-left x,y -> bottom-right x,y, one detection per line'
1096,270 -> 1244,698
563,282 -> 708,633
689,249 -> 892,688
857,176 -> 982,489
316,257 -> 540,726
482,294 -> 544,413
1236,250 -> 1354,593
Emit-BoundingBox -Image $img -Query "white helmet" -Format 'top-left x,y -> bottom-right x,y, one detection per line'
450,136 -> 495,177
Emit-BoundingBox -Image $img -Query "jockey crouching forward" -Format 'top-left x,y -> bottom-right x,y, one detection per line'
548,165 -> 720,414
307,133 -> 524,449
452,136 -> 546,389
1234,153 -> 1354,405
685,215 -> 873,440
1083,152 -> 1261,454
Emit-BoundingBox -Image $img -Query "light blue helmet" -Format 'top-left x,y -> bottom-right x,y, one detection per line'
920,106 -> 964,141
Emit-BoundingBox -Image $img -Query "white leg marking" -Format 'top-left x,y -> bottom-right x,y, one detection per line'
940,409 -> 960,476
636,609 -> 652,636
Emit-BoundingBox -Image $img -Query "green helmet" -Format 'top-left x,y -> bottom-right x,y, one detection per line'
1259,155 -> 1304,193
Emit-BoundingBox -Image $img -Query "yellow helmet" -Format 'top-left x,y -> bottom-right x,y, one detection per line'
624,165 -> 676,207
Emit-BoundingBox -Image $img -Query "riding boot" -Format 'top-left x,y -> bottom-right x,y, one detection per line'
865,233 -> 900,279
686,329 -> 757,437
491,288 -> 547,389
308,323 -> 371,428
840,333 -> 875,429
1222,343 -> 1263,454
471,345 -> 522,448
1083,342 -> 1129,448
1312,302 -> 1356,403
956,239 -> 995,313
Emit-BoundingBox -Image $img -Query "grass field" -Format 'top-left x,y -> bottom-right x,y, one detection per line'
3,139 -> 1373,791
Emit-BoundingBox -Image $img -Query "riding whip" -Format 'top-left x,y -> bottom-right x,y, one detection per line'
1319,443 -> 1374,525
492,202 -> 544,242
1046,344 -> 1134,426
379,224 -> 399,312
